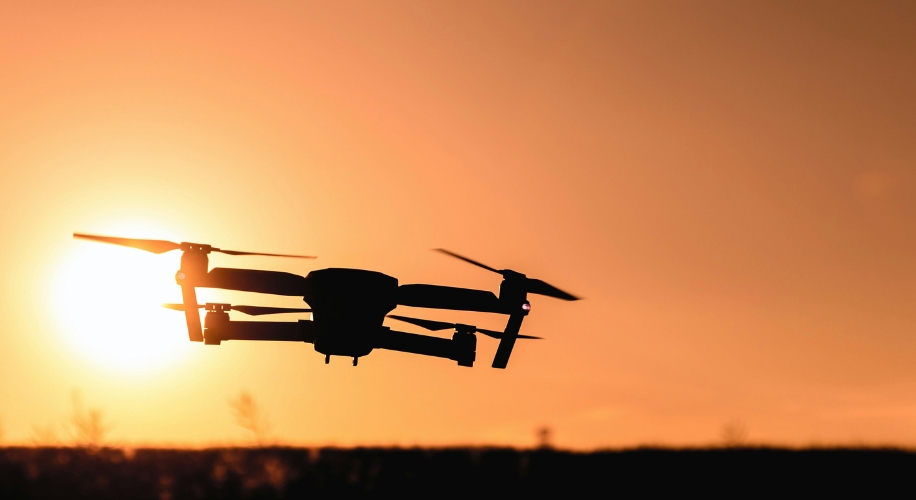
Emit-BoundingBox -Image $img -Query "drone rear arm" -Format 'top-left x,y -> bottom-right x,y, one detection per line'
205,319 -> 315,345
374,327 -> 453,359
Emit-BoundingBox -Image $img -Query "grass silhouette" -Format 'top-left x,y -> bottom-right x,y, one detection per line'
0,446 -> 912,497
66,391 -> 112,449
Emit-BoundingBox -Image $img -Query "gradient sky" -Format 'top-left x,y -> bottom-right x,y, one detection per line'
1,1 -> 915,449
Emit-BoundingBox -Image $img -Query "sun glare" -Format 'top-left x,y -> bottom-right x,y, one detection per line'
51,237 -> 196,373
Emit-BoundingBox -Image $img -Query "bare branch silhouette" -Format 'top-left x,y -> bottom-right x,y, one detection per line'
66,390 -> 112,448
228,391 -> 272,445
721,420 -> 749,448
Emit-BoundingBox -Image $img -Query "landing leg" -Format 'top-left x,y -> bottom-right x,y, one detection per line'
325,354 -> 330,364
492,306 -> 529,369
180,284 -> 204,342
352,357 -> 358,366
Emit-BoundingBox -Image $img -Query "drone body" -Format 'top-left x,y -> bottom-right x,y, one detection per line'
74,233 -> 578,368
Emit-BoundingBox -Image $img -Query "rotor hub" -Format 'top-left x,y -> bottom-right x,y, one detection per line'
180,242 -> 213,253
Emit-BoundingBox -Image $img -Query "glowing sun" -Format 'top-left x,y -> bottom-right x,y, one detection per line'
50,236 -> 196,373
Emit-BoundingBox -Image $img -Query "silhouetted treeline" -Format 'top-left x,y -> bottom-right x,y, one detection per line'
0,446 -> 913,498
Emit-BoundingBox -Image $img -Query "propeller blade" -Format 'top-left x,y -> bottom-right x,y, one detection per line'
206,268 -> 309,296
75,233 -> 315,259
231,305 -> 311,316
435,248 -> 579,301
163,303 -> 311,316
163,303 -> 200,311
387,315 -> 455,331
477,328 -> 541,340
215,249 -> 316,259
434,249 -> 501,274
74,233 -> 180,254
526,278 -> 580,301
388,316 -> 542,340
475,328 -> 501,339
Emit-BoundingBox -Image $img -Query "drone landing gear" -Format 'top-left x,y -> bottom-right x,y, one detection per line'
322,354 -> 359,366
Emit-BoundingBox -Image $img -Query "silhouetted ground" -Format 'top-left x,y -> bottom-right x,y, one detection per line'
0,446 -> 912,498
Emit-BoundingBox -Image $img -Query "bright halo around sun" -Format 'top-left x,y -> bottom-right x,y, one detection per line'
50,234 -> 196,373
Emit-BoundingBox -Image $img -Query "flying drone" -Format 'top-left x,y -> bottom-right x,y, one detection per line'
73,233 -> 579,368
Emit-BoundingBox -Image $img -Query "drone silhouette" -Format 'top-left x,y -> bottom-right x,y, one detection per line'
73,233 -> 579,368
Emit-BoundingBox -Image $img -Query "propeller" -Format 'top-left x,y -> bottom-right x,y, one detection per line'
434,249 -> 579,301
73,233 -> 316,258
164,303 -> 312,316
387,314 -> 541,340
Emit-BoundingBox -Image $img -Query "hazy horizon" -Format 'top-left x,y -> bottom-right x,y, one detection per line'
1,0 -> 916,449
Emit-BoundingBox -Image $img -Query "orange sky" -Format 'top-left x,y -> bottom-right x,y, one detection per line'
1,0 -> 916,449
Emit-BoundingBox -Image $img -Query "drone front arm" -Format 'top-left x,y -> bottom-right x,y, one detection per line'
199,311 -> 475,365
375,328 -> 476,366
397,284 -> 503,313
374,327 -> 453,359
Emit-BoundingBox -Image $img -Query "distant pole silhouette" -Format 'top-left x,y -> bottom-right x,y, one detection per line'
536,426 -> 554,449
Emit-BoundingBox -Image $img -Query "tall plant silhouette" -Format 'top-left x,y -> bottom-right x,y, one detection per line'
721,420 -> 749,448
229,391 -> 272,445
66,390 -> 111,448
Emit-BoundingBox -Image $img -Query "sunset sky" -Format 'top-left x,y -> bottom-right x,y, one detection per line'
1,1 -> 915,449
